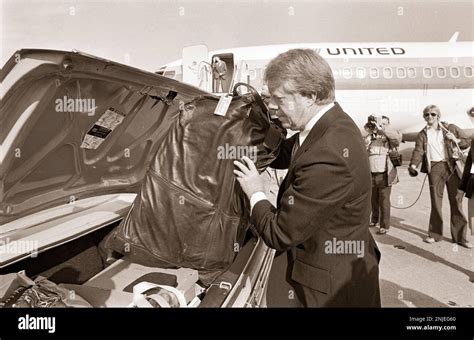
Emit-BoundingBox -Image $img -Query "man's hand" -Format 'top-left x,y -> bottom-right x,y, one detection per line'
233,156 -> 266,200
408,164 -> 418,177
445,132 -> 459,143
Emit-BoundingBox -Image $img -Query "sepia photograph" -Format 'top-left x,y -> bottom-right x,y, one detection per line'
0,0 -> 473,337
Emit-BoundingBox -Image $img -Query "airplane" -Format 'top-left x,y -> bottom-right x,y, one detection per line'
156,33 -> 474,141
0,49 -> 275,308
1,36 -> 472,307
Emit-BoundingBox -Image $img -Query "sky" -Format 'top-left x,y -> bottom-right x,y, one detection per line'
1,0 -> 473,72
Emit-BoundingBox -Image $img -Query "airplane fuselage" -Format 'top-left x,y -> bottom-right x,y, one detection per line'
160,42 -> 474,138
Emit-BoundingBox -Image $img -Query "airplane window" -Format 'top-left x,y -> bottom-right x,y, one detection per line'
383,67 -> 393,79
407,67 -> 416,78
436,67 -> 446,78
356,67 -> 366,79
464,66 -> 473,77
423,67 -> 433,78
396,67 -> 406,79
450,67 -> 460,78
342,68 -> 352,79
369,67 -> 379,79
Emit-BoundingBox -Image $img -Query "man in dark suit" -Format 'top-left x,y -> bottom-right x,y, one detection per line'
212,57 -> 227,92
233,49 -> 381,307
459,139 -> 473,236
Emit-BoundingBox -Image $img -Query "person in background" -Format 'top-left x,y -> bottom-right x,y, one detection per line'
409,105 -> 472,248
212,57 -> 227,92
364,115 -> 402,235
459,138 -> 473,238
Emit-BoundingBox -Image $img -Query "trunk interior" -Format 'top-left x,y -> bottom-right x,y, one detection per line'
0,219 -> 257,307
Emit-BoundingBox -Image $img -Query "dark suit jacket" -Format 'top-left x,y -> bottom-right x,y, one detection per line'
459,139 -> 473,199
212,61 -> 227,80
251,102 -> 381,307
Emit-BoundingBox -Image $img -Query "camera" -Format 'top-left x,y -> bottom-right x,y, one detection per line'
366,115 -> 383,131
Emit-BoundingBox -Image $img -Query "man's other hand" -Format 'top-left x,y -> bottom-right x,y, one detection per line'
408,164 -> 418,177
233,156 -> 266,200
445,131 -> 459,143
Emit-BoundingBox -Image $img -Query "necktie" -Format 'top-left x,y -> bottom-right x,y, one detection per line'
291,134 -> 300,163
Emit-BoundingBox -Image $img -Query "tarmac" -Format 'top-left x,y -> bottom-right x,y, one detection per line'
263,164 -> 473,307
376,164 -> 472,308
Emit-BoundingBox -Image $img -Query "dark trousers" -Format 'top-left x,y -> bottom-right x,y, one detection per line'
427,161 -> 468,243
371,172 -> 392,229
213,77 -> 224,92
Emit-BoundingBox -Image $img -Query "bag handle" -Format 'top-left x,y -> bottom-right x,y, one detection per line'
232,82 -> 271,123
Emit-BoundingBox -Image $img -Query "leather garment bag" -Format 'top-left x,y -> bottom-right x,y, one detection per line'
103,88 -> 284,286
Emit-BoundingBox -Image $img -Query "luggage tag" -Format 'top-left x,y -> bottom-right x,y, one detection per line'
214,94 -> 232,117
263,124 -> 284,150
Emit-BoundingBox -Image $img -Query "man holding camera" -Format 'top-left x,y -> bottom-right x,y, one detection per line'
409,105 -> 471,248
364,115 -> 402,235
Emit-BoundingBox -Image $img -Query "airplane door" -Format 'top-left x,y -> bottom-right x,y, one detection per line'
211,53 -> 234,93
182,45 -> 211,91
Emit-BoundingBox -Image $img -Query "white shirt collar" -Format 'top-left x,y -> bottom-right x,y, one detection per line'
299,102 -> 334,145
425,123 -> 441,131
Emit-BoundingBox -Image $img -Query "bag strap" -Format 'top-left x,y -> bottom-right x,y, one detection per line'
132,291 -> 170,308
382,133 -> 392,150
439,121 -> 463,153
131,281 -> 188,308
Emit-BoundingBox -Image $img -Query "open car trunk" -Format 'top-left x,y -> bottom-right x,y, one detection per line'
0,50 -> 276,307
0,217 -> 273,307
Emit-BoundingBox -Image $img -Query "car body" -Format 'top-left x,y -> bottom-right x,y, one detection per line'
0,49 -> 275,307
